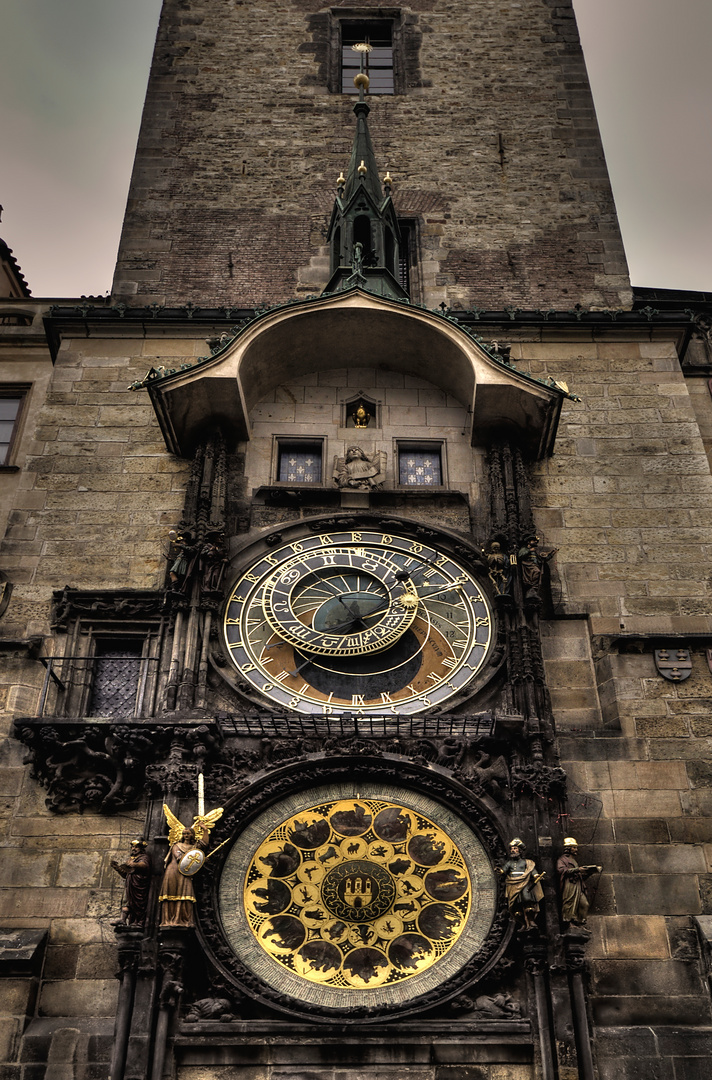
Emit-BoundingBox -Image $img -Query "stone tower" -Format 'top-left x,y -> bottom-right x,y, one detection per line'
1,4 -> 712,1080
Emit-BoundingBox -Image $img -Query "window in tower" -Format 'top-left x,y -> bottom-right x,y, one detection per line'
397,220 -> 414,294
341,21 -> 394,95
0,387 -> 29,467
397,442 -> 445,487
275,439 -> 325,485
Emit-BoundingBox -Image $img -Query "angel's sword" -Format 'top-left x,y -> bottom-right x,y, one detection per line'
198,773 -> 205,818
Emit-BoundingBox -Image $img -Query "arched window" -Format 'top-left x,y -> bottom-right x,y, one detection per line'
353,216 -> 372,264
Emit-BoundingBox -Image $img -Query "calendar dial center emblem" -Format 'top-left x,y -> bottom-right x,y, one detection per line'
223,529 -> 493,714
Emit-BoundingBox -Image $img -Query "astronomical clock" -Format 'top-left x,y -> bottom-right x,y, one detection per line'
190,518 -> 510,1022
222,526 -> 494,715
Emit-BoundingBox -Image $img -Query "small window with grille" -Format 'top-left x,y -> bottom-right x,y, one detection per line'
88,638 -> 144,718
342,22 -> 394,95
276,439 -> 324,484
397,443 -> 445,487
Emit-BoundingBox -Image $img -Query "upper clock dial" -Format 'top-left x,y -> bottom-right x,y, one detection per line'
263,546 -> 419,657
223,529 -> 493,715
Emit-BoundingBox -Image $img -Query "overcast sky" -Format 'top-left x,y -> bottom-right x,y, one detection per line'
0,0 -> 710,298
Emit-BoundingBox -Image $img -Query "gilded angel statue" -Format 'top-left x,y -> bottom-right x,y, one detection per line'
159,803 -> 223,928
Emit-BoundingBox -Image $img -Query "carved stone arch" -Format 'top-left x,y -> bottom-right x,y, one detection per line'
194,755 -> 512,1024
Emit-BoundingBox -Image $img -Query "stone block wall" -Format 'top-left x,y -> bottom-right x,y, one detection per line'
113,0 -> 629,310
0,334 -> 191,641
0,317 -> 711,1077
245,364 -> 473,497
530,333 -> 712,1055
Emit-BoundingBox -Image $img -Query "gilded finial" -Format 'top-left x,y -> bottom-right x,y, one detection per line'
358,159 -> 368,176
337,171 -> 346,190
352,42 -> 371,95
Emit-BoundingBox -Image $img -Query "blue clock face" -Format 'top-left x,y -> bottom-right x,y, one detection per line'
223,529 -> 493,715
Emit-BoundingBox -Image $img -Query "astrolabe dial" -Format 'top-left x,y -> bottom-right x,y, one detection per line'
263,546 -> 419,656
223,528 -> 493,714
240,798 -> 471,991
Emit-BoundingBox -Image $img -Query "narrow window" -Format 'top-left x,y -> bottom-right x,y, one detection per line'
342,22 -> 394,95
397,220 -> 414,294
0,392 -> 27,465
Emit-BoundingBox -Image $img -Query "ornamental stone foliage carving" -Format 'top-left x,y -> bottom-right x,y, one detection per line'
15,722 -> 222,814
51,587 -> 162,630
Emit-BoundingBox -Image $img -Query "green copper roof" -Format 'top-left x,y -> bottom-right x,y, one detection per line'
343,99 -> 384,205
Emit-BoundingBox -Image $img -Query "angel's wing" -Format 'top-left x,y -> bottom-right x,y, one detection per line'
192,806 -> 224,839
163,803 -> 185,846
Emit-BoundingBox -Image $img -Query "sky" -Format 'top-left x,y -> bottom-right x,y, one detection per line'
0,0 -> 711,298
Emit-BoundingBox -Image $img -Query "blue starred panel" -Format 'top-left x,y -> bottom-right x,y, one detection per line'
399,450 -> 442,486
279,447 -> 322,484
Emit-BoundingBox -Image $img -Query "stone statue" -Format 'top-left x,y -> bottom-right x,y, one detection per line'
557,837 -> 602,925
484,540 -> 512,597
198,531 -> 228,594
184,997 -> 235,1023
167,530 -> 198,589
496,838 -> 545,932
158,804 -> 223,928
473,992 -> 522,1019
110,838 -> 152,927
333,446 -> 386,490
517,535 -> 557,596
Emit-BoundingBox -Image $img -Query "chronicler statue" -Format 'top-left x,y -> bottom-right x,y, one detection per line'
557,837 -> 602,925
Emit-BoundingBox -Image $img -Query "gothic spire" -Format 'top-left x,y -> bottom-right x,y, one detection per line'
323,43 -> 407,300
342,63 -> 384,205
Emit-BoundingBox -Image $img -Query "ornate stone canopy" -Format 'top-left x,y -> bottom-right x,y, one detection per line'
144,289 -> 569,459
